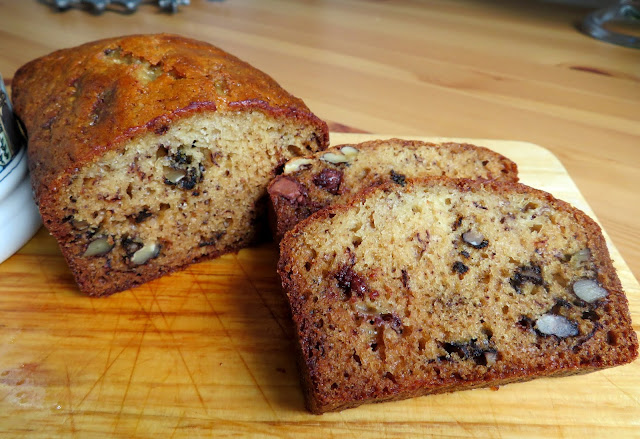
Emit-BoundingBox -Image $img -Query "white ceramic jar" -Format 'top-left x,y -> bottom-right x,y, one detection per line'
0,75 -> 42,264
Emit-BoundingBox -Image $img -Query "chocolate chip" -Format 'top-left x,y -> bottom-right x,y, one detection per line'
312,168 -> 343,195
334,264 -> 368,300
171,150 -> 191,165
164,150 -> 204,190
134,208 -> 152,223
438,339 -> 495,366
390,170 -> 406,186
177,167 -> 202,190
452,261 -> 469,275
510,264 -> 543,294
269,177 -> 308,203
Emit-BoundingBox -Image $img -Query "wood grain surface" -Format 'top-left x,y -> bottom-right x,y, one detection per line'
0,0 -> 638,284
0,134 -> 638,438
1,1 -> 639,437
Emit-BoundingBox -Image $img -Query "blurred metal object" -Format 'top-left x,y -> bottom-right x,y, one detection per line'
158,0 -> 189,13
52,0 -> 190,13
582,0 -> 640,48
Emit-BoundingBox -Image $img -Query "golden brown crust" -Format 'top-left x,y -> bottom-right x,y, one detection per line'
279,177 -> 638,414
12,33 -> 329,204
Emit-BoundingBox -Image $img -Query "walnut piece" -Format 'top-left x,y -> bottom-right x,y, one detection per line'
573,279 -> 608,303
320,152 -> 350,164
535,314 -> 578,338
283,158 -> 314,175
340,146 -> 359,159
131,242 -> 160,265
83,237 -> 113,257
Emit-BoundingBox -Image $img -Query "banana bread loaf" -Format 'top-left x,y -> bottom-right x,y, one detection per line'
278,177 -> 638,413
11,34 -> 328,296
267,139 -> 518,241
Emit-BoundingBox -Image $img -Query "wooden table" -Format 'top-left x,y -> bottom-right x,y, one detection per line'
0,1 -> 638,437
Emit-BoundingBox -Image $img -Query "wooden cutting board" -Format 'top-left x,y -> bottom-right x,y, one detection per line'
1,134 -> 638,438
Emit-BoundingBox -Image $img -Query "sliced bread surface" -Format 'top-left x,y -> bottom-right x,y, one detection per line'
268,138 -> 518,241
278,177 -> 638,413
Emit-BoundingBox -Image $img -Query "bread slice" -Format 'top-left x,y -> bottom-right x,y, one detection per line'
278,177 -> 638,413
267,139 -> 518,241
11,34 -> 328,296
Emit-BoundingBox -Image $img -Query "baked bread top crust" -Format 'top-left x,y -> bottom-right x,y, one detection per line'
11,33 -> 329,201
